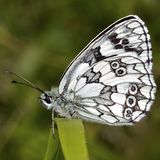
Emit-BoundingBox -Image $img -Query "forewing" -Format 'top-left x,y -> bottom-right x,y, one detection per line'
59,15 -> 153,96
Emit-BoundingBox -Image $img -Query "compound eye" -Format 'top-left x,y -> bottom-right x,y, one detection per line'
44,95 -> 52,104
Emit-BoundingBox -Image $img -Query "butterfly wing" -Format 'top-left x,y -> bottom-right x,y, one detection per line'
58,15 -> 156,124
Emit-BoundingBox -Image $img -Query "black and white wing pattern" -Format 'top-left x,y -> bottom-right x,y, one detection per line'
58,15 -> 156,125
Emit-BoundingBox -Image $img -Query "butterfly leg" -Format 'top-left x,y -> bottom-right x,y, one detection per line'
52,109 -> 55,134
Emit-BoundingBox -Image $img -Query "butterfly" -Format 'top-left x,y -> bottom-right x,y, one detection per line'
38,15 -> 156,128
10,15 -> 156,131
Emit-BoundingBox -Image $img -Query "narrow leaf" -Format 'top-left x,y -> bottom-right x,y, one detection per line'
56,118 -> 89,160
43,129 -> 65,160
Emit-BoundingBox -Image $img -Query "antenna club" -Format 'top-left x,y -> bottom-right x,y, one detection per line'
12,80 -> 18,83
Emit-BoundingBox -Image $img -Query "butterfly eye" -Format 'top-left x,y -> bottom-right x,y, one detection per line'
44,95 -> 52,104
110,61 -> 119,69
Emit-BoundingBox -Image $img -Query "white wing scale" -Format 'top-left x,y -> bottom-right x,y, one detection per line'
57,15 -> 156,125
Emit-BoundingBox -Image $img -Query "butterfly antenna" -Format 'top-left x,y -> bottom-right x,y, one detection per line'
5,70 -> 45,94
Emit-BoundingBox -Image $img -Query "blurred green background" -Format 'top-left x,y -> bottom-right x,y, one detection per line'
0,0 -> 159,160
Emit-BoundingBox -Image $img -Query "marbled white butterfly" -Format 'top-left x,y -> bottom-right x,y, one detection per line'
11,15 -> 157,130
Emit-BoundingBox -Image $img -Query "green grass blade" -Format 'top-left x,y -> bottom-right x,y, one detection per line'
56,118 -> 89,160
43,129 -> 65,160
